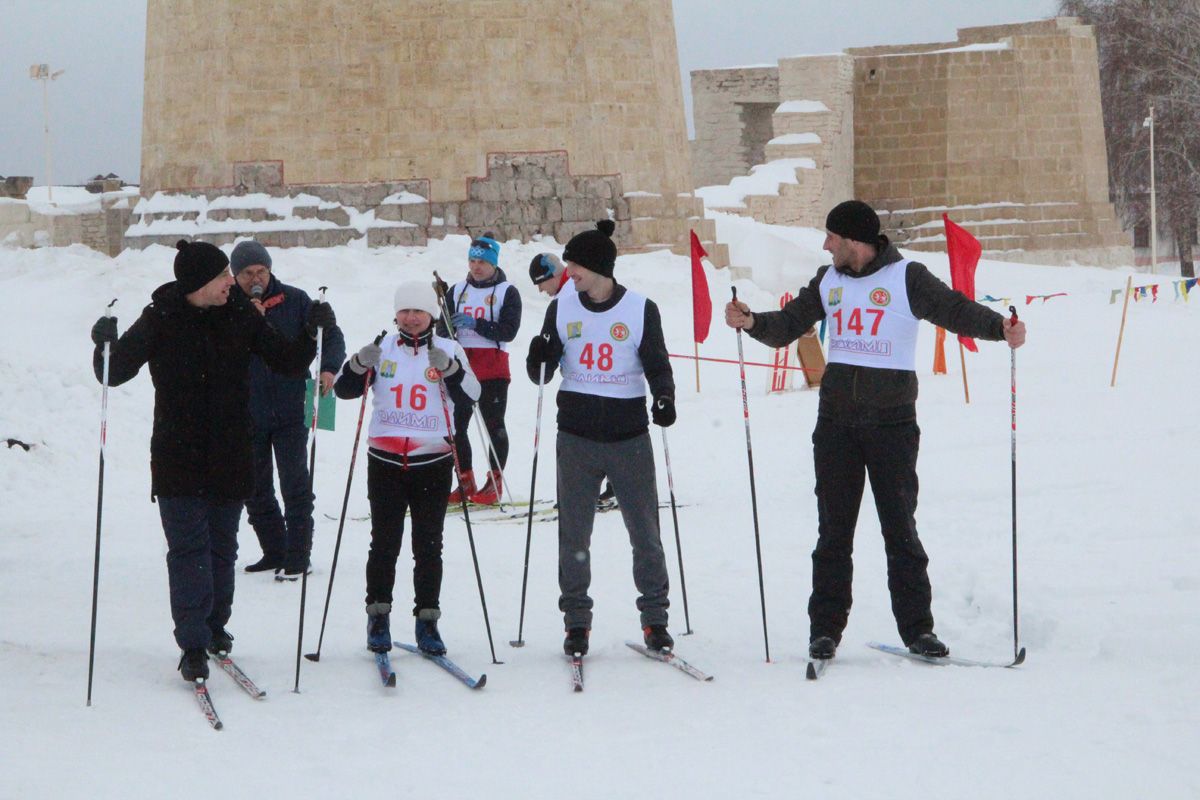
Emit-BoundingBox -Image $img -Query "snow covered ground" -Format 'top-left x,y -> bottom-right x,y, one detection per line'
2,221 -> 1197,799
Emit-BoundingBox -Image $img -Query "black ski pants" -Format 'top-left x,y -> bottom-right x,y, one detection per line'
809,418 -> 934,646
365,453 -> 453,615
452,378 -> 509,474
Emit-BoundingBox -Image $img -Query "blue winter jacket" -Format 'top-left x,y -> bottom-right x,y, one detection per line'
248,276 -> 347,429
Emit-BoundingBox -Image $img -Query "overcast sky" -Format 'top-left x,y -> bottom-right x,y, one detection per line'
0,0 -> 1054,186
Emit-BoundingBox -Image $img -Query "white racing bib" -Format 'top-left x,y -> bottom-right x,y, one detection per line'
451,280 -> 511,350
368,334 -> 456,440
819,259 -> 918,371
555,289 -> 647,399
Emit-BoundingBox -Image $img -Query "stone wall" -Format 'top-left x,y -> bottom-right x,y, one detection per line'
690,68 -> 780,188
138,0 -> 726,266
2,177 -> 34,199
689,17 -> 1131,266
124,151 -> 726,265
142,0 -> 692,201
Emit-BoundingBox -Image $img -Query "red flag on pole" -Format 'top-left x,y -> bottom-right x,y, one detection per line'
689,230 -> 712,344
943,214 -> 981,353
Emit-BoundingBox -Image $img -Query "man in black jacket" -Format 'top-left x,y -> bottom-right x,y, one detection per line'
725,200 -> 1026,661
230,240 -> 346,579
90,240 -> 334,682
526,220 -> 677,657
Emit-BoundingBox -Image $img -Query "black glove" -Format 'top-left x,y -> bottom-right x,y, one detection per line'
91,316 -> 118,347
651,395 -> 676,428
528,335 -> 559,367
305,301 -> 336,338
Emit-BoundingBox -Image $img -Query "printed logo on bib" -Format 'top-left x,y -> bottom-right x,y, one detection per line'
828,287 -> 842,307
380,360 -> 397,379
484,295 -> 496,307
610,322 -> 630,342
424,366 -> 441,382
870,288 -> 891,307
566,321 -> 583,340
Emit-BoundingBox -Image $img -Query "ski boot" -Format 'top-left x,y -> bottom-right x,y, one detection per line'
643,625 -> 674,653
448,471 -> 476,505
808,636 -> 837,660
207,628 -> 234,656
179,647 -> 210,682
415,610 -> 447,656
468,471 -> 503,506
908,633 -> 949,658
366,602 -> 392,653
563,627 -> 590,656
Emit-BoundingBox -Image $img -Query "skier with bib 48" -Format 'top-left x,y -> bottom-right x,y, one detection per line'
725,200 -> 1026,663
525,220 -> 677,657
334,281 -> 480,657
440,234 -> 522,506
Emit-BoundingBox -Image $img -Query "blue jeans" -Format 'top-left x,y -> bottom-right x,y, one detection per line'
245,421 -> 313,568
157,496 -> 243,649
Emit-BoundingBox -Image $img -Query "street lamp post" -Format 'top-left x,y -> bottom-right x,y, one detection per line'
1143,105 -> 1157,275
28,63 -> 65,205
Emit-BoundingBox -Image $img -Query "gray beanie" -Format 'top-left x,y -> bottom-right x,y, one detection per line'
230,240 -> 272,276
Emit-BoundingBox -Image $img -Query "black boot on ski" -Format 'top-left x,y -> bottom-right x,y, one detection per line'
179,647 -> 210,682
808,636 -> 837,660
366,602 -> 392,653
908,633 -> 949,658
563,627 -> 590,656
643,625 -> 674,653
415,610 -> 447,656
207,628 -> 234,656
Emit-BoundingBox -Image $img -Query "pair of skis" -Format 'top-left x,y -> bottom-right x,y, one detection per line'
373,642 -> 487,690
568,642 -> 715,691
805,642 -> 1027,680
191,652 -> 267,730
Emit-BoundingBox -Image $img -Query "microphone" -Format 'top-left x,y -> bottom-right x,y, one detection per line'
250,285 -> 264,299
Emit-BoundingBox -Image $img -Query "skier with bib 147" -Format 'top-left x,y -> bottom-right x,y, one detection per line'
725,200 -> 1026,663
525,220 -> 677,657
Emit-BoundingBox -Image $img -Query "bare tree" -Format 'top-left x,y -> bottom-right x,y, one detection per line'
1061,0 -> 1200,276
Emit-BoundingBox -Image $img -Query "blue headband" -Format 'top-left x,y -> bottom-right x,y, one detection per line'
468,237 -> 500,267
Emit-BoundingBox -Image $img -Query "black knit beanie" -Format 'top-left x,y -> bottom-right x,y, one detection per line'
174,239 -> 230,294
562,220 -> 617,278
529,253 -> 562,285
825,200 -> 881,245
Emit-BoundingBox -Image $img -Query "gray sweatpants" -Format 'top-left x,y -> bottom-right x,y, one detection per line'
556,430 -> 670,629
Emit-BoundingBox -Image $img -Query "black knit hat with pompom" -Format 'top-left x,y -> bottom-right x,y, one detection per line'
562,219 -> 618,278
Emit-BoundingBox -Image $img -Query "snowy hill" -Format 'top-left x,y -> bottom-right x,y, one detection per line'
1,221 -> 1196,799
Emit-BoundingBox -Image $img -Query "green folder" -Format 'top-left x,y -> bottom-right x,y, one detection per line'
304,379 -> 337,432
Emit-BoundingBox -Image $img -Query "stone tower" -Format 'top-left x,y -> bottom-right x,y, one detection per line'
135,0 -> 724,263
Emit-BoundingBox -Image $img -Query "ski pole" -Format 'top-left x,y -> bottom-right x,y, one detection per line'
433,271 -> 517,509
1008,306 -> 1025,664
661,428 -> 693,635
732,287 -> 770,662
306,330 -> 386,663
87,298 -> 117,706
433,352 -> 502,665
293,286 -> 328,692
510,357 -> 547,647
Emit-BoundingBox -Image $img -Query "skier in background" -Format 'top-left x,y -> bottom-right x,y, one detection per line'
230,240 -> 346,580
440,233 -> 522,506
